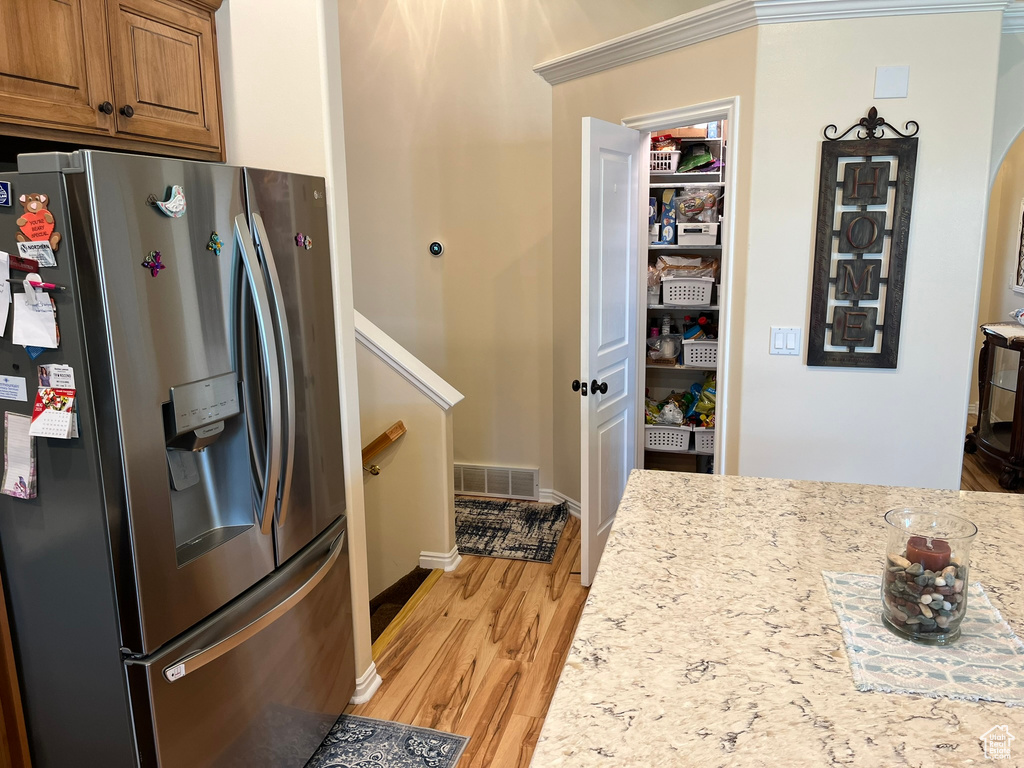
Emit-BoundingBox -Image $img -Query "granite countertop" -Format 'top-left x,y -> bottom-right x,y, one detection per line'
532,471 -> 1024,767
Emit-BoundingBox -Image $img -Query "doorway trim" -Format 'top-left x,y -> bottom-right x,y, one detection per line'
621,96 -> 741,474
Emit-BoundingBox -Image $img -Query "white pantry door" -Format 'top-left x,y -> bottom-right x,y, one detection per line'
580,117 -> 640,587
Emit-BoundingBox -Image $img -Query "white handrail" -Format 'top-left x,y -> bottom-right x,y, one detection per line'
354,311 -> 464,411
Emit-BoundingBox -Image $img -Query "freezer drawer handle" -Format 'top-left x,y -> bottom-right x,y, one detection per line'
162,530 -> 345,683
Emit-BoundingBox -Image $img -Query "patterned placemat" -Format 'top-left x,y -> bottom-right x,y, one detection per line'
305,714 -> 467,768
455,497 -> 568,562
822,571 -> 1024,706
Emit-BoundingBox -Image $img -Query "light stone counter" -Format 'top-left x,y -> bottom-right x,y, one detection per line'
532,471 -> 1024,767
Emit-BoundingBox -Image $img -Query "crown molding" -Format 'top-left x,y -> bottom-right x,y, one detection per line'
533,0 -> 1012,85
1005,1 -> 1024,30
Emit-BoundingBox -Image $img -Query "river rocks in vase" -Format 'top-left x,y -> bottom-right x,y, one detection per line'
883,547 -> 970,638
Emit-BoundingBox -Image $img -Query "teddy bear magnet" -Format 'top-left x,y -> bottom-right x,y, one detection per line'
16,193 -> 61,252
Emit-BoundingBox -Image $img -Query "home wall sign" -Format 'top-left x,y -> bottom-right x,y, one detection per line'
807,106 -> 919,368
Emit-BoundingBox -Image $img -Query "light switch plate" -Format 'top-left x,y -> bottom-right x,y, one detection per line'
874,66 -> 909,99
770,326 -> 801,356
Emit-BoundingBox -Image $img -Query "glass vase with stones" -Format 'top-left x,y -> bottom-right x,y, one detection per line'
881,508 -> 977,645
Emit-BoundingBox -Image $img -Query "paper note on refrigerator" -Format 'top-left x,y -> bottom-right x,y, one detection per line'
12,292 -> 58,348
16,241 -> 56,268
0,251 -> 10,337
2,412 -> 36,499
29,388 -> 75,439
38,364 -> 74,389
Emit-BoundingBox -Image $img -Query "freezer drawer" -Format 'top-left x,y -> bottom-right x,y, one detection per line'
126,517 -> 355,768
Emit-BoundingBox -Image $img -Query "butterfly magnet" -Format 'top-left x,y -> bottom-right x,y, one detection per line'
142,251 -> 165,276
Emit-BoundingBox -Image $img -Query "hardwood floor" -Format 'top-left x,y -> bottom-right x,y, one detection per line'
961,417 -> 1024,493
352,516 -> 589,767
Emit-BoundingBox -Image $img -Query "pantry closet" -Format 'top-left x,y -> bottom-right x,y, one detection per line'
642,118 -> 726,474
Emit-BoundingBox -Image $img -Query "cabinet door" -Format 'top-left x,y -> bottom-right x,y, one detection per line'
0,0 -> 113,132
106,0 -> 222,151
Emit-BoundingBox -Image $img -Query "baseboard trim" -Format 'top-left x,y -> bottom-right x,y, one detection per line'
540,488 -> 581,518
968,402 -> 979,416
349,662 -> 382,705
420,547 -> 462,571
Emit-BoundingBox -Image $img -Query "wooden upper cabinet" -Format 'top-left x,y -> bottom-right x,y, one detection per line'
0,0 -> 114,133
0,0 -> 224,161
106,0 -> 222,152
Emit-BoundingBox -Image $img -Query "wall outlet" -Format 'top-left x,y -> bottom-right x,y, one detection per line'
770,326 -> 801,356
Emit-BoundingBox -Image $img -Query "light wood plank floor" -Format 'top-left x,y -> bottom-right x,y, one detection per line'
352,515 -> 589,768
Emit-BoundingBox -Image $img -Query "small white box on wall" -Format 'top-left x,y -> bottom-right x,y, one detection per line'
874,66 -> 909,99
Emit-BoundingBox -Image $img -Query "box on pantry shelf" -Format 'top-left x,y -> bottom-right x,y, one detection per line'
677,222 -> 718,246
672,125 -> 707,139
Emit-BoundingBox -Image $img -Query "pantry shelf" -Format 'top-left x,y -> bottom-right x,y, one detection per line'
647,304 -> 720,311
648,182 -> 726,189
648,244 -> 721,251
644,447 -> 714,456
646,363 -> 716,372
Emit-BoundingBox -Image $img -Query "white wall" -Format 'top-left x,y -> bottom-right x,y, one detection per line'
739,12 -> 1002,488
216,0 -> 375,688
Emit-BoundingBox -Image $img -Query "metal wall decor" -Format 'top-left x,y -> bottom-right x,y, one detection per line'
807,106 -> 919,368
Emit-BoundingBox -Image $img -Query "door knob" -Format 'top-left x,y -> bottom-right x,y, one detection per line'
591,380 -> 608,394
98,101 -> 114,115
120,105 -> 134,118
572,380 -> 581,392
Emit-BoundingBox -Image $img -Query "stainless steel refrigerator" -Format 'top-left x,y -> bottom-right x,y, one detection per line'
0,151 -> 355,767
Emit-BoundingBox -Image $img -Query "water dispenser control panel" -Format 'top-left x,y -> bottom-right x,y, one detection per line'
168,373 -> 240,436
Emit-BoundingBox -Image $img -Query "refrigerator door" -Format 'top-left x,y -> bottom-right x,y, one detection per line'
126,516 -> 355,768
0,168 -> 138,768
78,152 -> 276,653
244,169 -> 346,565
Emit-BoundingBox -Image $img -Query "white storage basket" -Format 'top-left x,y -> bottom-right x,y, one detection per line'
692,427 -> 715,454
683,339 -> 718,368
645,424 -> 692,452
650,150 -> 681,173
662,276 -> 713,306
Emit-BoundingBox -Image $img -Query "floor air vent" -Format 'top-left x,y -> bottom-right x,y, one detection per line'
453,464 -> 539,501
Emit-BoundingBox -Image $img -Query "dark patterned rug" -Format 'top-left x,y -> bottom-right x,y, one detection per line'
305,714 -> 467,768
455,497 -> 568,563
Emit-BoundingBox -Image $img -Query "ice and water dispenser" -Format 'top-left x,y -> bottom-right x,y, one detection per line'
163,373 -> 254,566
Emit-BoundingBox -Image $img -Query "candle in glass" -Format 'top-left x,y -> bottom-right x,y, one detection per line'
905,535 -> 951,571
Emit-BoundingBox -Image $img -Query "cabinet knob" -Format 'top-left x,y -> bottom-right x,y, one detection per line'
98,101 -> 114,115
120,105 -> 135,118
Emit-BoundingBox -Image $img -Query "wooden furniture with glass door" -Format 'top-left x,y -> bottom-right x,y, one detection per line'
965,323 -> 1024,489
0,0 -> 224,161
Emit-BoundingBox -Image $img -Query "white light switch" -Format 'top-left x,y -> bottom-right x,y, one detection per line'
874,66 -> 909,99
770,326 -> 801,356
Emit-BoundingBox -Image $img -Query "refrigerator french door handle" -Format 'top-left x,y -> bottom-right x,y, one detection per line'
252,212 -> 296,528
159,531 -> 345,682
234,214 -> 282,536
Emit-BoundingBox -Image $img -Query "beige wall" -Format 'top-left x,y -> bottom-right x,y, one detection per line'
337,0 -> 719,495
991,32 -> 1024,182
217,0 -> 375,680
550,29 -> 759,500
356,344 -> 456,598
978,133 -> 1024,374
739,13 -> 1002,488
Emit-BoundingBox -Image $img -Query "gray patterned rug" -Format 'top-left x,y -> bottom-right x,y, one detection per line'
455,497 -> 568,563
305,714 -> 467,768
